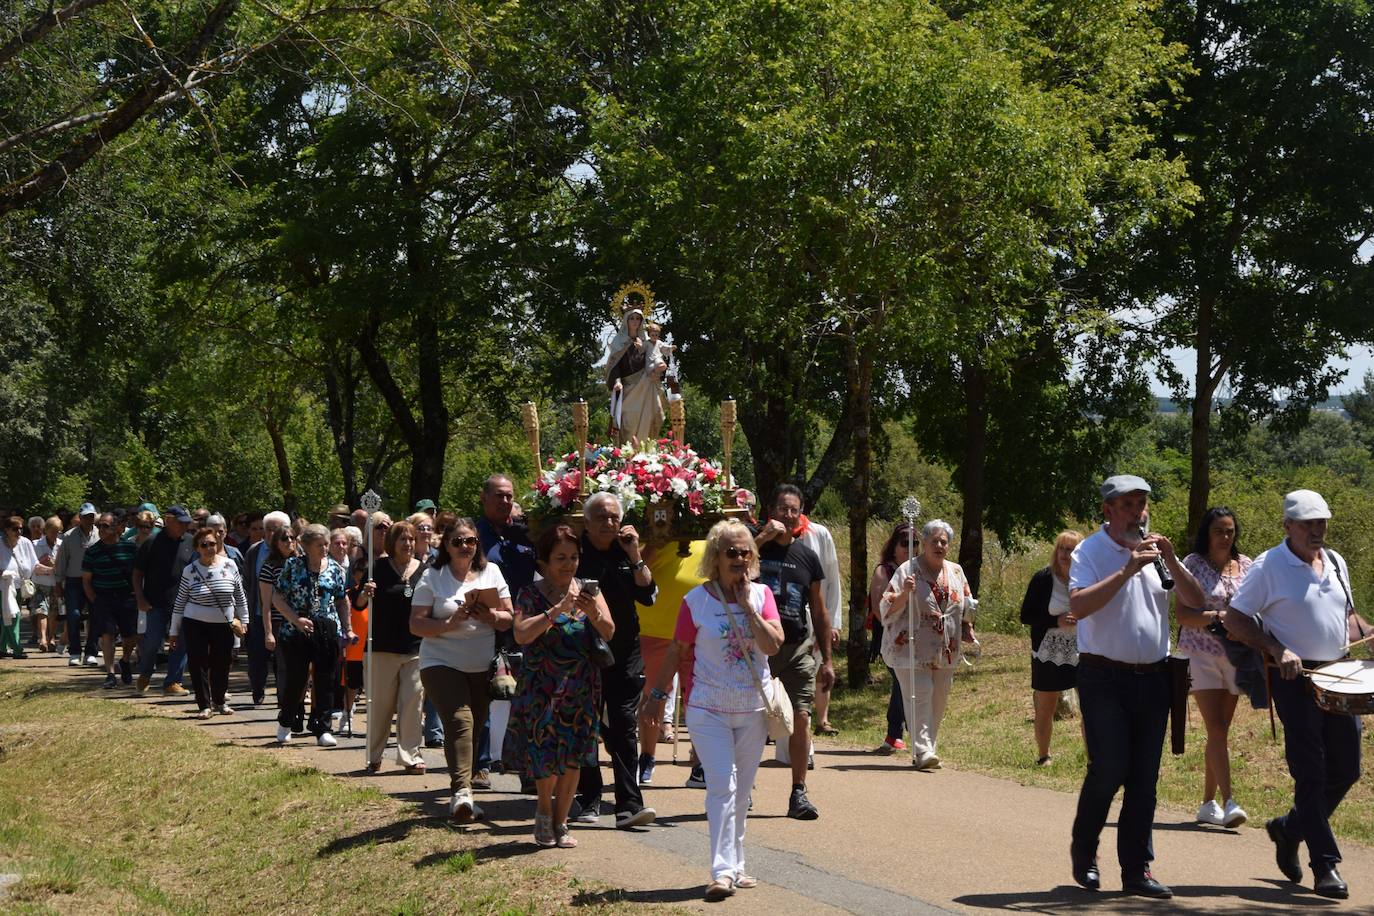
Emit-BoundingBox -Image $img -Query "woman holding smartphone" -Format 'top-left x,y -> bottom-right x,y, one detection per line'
411,517 -> 513,822
505,524 -> 614,849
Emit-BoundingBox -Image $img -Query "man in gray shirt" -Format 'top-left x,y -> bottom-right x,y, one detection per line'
53,503 -> 98,667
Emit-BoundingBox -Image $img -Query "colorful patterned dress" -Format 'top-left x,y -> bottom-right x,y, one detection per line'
502,584 -> 601,779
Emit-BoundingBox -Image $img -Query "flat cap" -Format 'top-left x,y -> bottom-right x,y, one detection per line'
1283,489 -> 1331,521
1100,474 -> 1152,500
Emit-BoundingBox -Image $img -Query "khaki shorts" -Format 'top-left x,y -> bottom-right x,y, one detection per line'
769,637 -> 817,715
641,635 -> 694,705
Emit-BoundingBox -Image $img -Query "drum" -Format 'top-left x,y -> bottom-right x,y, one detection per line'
1308,659 -> 1374,715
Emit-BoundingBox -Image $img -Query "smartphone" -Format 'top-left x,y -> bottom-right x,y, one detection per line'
581,579 -> 601,598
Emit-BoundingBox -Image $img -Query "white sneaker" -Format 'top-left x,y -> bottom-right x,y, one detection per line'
915,751 -> 941,770
215,703 -> 233,715
276,725 -> 292,744
197,707 -> 213,719
1222,799 -> 1248,828
67,656 -> 81,667
84,655 -> 100,666
317,732 -> 338,748
1196,800 -> 1225,825
451,788 -> 474,821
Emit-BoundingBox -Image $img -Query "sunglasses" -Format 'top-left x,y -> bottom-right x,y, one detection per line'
724,546 -> 754,560
96,523 -> 114,530
449,536 -> 479,548
197,541 -> 219,549
416,524 -> 434,532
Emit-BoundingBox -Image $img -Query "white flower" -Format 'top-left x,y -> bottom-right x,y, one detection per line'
669,477 -> 689,497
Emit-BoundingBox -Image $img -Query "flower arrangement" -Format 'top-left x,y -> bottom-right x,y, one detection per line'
527,439 -> 733,525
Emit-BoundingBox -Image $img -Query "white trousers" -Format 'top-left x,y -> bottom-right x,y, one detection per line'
892,666 -> 956,756
685,705 -> 768,882
366,651 -> 424,767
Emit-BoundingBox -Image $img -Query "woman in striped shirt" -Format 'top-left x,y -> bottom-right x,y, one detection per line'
170,527 -> 249,718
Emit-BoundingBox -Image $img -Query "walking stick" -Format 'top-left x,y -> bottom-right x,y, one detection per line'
360,489 -> 382,767
900,496 -> 922,769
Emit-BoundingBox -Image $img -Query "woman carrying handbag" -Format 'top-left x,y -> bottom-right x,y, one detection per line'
640,519 -> 784,901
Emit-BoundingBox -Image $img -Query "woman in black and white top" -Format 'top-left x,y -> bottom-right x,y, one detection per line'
171,527 -> 249,718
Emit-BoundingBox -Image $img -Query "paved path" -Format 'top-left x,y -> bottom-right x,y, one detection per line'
14,651 -> 1374,913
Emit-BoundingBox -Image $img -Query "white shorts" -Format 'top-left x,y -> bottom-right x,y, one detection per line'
1187,651 -> 1240,695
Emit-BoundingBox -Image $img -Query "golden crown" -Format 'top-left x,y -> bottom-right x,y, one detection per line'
610,280 -> 655,322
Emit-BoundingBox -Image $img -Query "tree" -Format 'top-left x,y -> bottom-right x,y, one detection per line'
586,0 -> 1190,682
1141,0 -> 1374,535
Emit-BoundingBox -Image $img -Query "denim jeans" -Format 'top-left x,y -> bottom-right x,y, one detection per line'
139,606 -> 188,686
1070,660 -> 1170,877
1270,672 -> 1362,870
423,697 -> 445,744
64,578 -> 85,657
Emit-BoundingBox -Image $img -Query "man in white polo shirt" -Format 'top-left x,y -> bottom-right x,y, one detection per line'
1224,489 -> 1360,900
1067,475 -> 1204,899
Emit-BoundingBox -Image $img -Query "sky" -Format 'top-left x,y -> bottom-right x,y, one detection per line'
1152,345 -> 1374,398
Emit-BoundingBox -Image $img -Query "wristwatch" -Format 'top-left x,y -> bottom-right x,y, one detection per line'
649,687 -> 669,701
632,560 -> 647,572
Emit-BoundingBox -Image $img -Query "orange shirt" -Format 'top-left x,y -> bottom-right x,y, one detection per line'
346,604 -> 369,662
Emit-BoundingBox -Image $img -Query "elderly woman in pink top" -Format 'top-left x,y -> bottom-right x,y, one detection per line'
640,518 -> 784,902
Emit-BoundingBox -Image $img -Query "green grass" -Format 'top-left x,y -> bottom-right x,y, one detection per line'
824,633 -> 1374,846
0,669 -> 648,915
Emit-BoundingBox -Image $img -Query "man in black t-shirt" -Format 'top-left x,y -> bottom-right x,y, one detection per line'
572,491 -> 658,829
132,505 -> 194,695
755,484 -> 833,821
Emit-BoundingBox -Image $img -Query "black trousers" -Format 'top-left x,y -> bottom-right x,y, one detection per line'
1271,672 -> 1362,870
183,617 -> 234,710
576,657 -> 646,815
275,617 -> 339,735
1070,661 -> 1170,877
246,613 -> 270,701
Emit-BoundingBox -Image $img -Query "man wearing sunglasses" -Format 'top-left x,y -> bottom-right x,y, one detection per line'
568,491 -> 658,829
133,505 -> 196,695
242,511 -> 290,706
83,513 -> 141,688
754,484 -> 833,821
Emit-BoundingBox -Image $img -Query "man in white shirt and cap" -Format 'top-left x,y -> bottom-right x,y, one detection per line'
1224,489 -> 1362,900
1067,474 -> 1204,899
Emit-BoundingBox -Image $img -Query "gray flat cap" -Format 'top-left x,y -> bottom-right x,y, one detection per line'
1100,474 -> 1152,500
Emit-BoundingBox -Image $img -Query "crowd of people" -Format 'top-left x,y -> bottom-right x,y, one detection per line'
0,474 -> 1365,902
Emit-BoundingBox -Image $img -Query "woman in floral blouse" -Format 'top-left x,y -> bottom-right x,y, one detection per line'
879,519 -> 975,771
1177,507 -> 1252,829
269,523 -> 354,747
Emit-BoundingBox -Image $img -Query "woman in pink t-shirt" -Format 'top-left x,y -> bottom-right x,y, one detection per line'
640,519 -> 783,902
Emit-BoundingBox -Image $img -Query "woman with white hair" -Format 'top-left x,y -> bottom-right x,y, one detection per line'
269,523 -> 354,746
879,519 -> 976,770
640,517 -> 783,900
1,517 -> 37,659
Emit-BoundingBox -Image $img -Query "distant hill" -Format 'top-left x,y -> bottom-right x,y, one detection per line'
1154,395 -> 1350,417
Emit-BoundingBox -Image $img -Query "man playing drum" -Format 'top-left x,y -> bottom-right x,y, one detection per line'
1224,489 -> 1360,899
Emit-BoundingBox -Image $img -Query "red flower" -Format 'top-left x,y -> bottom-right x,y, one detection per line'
687,491 -> 705,515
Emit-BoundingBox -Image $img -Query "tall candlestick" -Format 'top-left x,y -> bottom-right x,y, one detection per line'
669,398 -> 685,445
521,402 -> 541,478
720,398 -> 736,500
572,399 -> 589,497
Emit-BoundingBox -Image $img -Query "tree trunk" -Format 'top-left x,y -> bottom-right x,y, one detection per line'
263,408 -> 298,519
1187,294 -> 1217,539
844,326 -> 875,687
321,345 -> 359,508
409,308 -> 448,506
957,358 -> 988,597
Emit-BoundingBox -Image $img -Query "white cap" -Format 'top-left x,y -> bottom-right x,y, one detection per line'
1283,489 -> 1331,521
1100,474 -> 1151,500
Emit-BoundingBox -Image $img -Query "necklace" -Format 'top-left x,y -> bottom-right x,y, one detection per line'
392,555 -> 415,597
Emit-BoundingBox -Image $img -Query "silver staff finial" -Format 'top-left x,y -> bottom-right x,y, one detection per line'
360,489 -> 382,513
900,496 -> 922,523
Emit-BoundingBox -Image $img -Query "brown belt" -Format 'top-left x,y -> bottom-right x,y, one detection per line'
1079,652 -> 1168,673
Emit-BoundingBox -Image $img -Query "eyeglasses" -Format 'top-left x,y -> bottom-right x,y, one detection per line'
724,546 -> 754,560
198,541 -> 219,549
415,524 -> 434,532
449,536 -> 479,549
96,523 -> 113,530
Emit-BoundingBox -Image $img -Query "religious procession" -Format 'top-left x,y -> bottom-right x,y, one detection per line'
6,0 -> 1374,912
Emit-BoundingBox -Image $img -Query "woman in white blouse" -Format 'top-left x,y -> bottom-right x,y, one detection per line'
410,517 -> 513,822
880,519 -> 976,771
1019,530 -> 1084,766
170,527 -> 249,718
641,518 -> 784,901
1,516 -> 37,659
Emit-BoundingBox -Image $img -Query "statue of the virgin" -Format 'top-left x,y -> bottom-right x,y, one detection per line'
605,286 -> 667,445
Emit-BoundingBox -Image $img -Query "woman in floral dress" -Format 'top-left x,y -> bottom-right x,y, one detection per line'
1177,507 -> 1253,829
879,519 -> 976,770
505,524 -> 613,848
